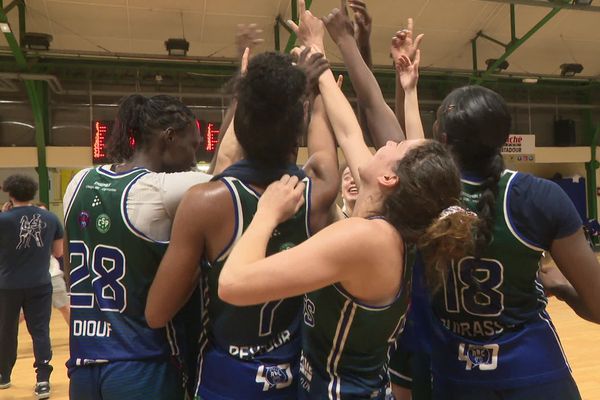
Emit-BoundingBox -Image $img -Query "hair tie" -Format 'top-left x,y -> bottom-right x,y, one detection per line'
439,205 -> 477,220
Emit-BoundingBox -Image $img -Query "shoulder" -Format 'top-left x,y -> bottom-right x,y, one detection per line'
509,172 -> 573,209
322,217 -> 402,255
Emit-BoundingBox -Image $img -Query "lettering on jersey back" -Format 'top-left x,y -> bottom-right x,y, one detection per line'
303,295 -> 316,327
229,329 -> 291,360
72,319 -> 112,338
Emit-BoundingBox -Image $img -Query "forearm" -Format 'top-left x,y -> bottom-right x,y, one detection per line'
318,69 -> 370,184
552,284 -> 599,323
394,73 -> 407,135
208,100 -> 240,175
403,88 -> 425,140
306,95 -> 335,159
219,215 -> 275,303
337,36 -> 404,147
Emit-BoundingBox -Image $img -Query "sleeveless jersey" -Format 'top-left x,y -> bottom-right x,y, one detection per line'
196,176 -> 312,400
299,242 -> 415,400
65,167 -> 181,368
429,170 -> 572,388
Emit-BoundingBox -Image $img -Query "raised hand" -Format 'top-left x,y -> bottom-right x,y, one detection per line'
349,0 -> 371,45
240,47 -> 250,76
235,24 -> 264,58
390,18 -> 424,65
322,3 -> 355,46
396,50 -> 420,91
256,175 -> 306,226
287,0 -> 326,52
295,47 -> 330,94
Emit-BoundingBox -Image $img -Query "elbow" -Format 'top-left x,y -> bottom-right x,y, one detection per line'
144,305 -> 167,329
218,275 -> 246,306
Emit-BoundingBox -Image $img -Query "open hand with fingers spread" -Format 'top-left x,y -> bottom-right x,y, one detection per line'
287,0 -> 326,52
256,175 -> 306,227
235,24 -> 264,58
396,50 -> 421,92
322,2 -> 355,46
390,18 -> 424,65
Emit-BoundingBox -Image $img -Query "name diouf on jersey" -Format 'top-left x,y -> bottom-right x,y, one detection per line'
72,319 -> 112,338
229,329 -> 291,360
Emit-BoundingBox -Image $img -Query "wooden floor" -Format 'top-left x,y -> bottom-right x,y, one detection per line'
2,299 -> 600,400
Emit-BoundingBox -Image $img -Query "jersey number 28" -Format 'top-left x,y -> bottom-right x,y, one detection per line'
69,241 -> 127,312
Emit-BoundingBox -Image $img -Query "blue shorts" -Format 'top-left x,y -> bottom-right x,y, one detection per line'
69,359 -> 185,400
432,374 -> 581,400
196,345 -> 298,400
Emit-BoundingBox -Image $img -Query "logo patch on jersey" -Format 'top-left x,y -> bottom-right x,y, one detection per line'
458,343 -> 499,371
303,295 -> 316,327
92,196 -> 101,207
78,211 -> 90,229
255,364 -> 292,391
95,213 -> 111,234
279,242 -> 296,251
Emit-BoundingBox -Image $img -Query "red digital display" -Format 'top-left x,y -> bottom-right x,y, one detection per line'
205,122 -> 220,152
92,120 -> 111,164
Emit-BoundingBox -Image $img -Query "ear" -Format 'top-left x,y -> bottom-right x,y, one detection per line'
376,174 -> 399,189
162,127 -> 175,142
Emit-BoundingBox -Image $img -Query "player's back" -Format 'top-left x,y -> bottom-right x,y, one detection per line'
197,176 -> 311,399
429,170 -> 575,388
65,166 -> 179,368
299,245 -> 414,400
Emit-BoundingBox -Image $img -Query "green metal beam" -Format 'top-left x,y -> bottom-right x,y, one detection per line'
2,0 -> 21,14
473,6 -> 561,84
510,4 -> 517,43
471,39 -> 478,76
1,5 -> 50,205
17,0 -> 24,49
481,0 -> 600,13
478,32 -> 508,48
274,19 -> 280,52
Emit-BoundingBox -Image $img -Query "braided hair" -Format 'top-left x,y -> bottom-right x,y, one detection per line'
438,85 -> 511,257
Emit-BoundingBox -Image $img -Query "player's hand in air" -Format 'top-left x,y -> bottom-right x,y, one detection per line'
235,24 -> 264,58
288,0 -> 326,53
390,18 -> 424,65
349,0 -> 371,46
322,1 -> 355,46
396,50 -> 421,92
1,201 -> 12,212
240,47 -> 250,76
256,175 -> 306,226
294,47 -> 330,94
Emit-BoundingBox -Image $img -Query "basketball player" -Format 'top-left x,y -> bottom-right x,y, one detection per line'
63,94 -> 212,400
146,49 -> 339,399
372,85 -> 600,399
217,33 -> 477,400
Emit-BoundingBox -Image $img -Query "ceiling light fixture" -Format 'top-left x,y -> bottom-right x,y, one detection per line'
23,32 -> 53,50
486,58 -> 510,71
165,38 -> 189,56
522,77 -> 539,84
560,63 -> 584,77
0,23 -> 11,33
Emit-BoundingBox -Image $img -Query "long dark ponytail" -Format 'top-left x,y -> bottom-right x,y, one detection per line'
438,85 -> 511,257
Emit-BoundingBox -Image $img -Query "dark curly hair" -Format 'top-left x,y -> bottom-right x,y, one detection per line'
2,174 -> 38,202
234,52 -> 307,167
437,85 -> 511,258
383,140 -> 478,290
107,94 -> 196,162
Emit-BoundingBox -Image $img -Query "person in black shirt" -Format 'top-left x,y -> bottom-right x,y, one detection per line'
0,174 -> 63,399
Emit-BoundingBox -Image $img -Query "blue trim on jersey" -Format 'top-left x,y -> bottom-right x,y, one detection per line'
213,178 -> 241,262
120,171 -> 168,245
504,172 -> 546,251
65,168 -> 92,222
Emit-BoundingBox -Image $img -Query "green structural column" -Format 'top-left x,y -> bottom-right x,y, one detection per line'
25,81 -> 50,205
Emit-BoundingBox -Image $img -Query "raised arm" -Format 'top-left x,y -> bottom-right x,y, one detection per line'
396,50 -> 425,140
323,4 -> 405,148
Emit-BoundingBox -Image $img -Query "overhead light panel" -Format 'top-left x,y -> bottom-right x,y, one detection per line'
560,63 -> 584,77
572,0 -> 593,5
23,32 -> 53,50
522,77 -> 539,84
486,58 -> 509,71
0,23 -> 11,33
165,38 -> 189,56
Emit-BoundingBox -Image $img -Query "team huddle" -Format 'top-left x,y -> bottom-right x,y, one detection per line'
49,1 -> 600,400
